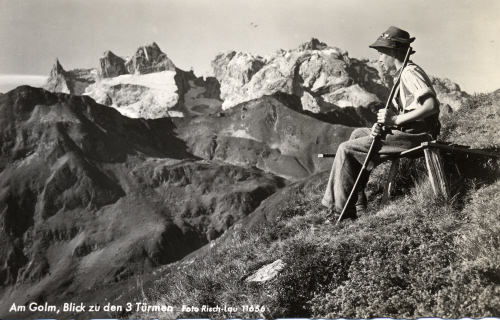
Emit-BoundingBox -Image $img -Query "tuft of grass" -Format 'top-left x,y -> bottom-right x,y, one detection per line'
457,180 -> 500,264
426,179 -> 500,318
308,185 -> 461,319
440,92 -> 500,149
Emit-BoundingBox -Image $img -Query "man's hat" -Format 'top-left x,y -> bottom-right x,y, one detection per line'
369,26 -> 416,54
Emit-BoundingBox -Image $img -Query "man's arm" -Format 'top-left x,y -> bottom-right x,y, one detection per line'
377,93 -> 439,127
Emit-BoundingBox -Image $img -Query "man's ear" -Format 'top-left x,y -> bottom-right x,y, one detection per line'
392,49 -> 405,60
391,49 -> 398,58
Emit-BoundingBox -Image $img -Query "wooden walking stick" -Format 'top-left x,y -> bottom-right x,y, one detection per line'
336,46 -> 413,224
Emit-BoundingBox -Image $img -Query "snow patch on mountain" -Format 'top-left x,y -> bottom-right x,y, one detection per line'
84,71 -> 182,118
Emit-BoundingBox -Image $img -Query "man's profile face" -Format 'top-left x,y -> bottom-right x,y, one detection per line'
377,47 -> 396,72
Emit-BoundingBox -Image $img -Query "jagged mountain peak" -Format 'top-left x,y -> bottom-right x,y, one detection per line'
102,50 -> 121,59
299,38 -> 330,51
130,42 -> 164,58
147,41 -> 161,50
125,42 -> 176,74
44,58 -> 95,96
50,58 -> 66,77
100,50 -> 127,78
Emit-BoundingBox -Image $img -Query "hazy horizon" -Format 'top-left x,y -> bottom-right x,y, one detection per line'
0,74 -> 47,94
1,0 -> 499,93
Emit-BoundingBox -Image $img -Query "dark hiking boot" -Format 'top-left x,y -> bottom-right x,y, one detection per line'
324,208 -> 357,225
356,190 -> 368,215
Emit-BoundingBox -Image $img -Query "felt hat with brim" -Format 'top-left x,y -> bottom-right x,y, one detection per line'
369,26 -> 416,54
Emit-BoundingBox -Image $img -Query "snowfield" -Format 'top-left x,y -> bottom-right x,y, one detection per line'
84,71 -> 181,119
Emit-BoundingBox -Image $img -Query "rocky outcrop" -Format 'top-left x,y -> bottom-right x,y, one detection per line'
431,76 -> 470,112
210,39 -> 384,112
246,259 -> 285,282
43,59 -> 97,95
124,42 -> 176,74
100,50 -> 128,78
210,38 -> 469,117
211,51 -> 265,106
44,58 -> 71,93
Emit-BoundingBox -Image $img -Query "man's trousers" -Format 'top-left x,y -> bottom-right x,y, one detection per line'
321,127 -> 433,215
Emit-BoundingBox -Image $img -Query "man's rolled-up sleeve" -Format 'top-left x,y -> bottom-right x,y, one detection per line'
401,67 -> 437,110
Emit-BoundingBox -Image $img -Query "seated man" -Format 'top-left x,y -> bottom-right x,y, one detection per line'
321,26 -> 440,221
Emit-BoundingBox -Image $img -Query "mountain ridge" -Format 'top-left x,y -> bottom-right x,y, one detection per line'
0,86 -> 285,315
41,39 -> 468,120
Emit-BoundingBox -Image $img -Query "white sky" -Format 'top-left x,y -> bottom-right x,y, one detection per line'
1,0 -> 499,93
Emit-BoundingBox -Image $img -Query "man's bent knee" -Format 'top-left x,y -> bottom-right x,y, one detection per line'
350,127 -> 372,140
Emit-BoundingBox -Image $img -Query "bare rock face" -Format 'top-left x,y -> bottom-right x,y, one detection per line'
211,39 -> 383,113
210,38 -> 469,116
100,50 -> 128,78
43,59 -> 97,95
211,51 -> 265,105
124,42 -> 176,75
431,76 -> 470,112
44,58 -> 71,94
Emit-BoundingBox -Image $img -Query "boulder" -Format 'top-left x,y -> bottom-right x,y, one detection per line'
246,259 -> 285,282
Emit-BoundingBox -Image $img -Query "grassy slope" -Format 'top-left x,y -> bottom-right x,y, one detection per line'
134,93 -> 500,319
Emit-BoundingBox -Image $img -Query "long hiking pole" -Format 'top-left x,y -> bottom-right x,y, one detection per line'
336,46 -> 413,224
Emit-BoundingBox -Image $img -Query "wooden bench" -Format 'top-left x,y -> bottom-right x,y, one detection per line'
318,141 -> 500,205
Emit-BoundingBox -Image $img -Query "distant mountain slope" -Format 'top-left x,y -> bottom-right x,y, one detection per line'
0,86 -> 283,315
43,43 -> 223,119
174,94 -> 359,180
